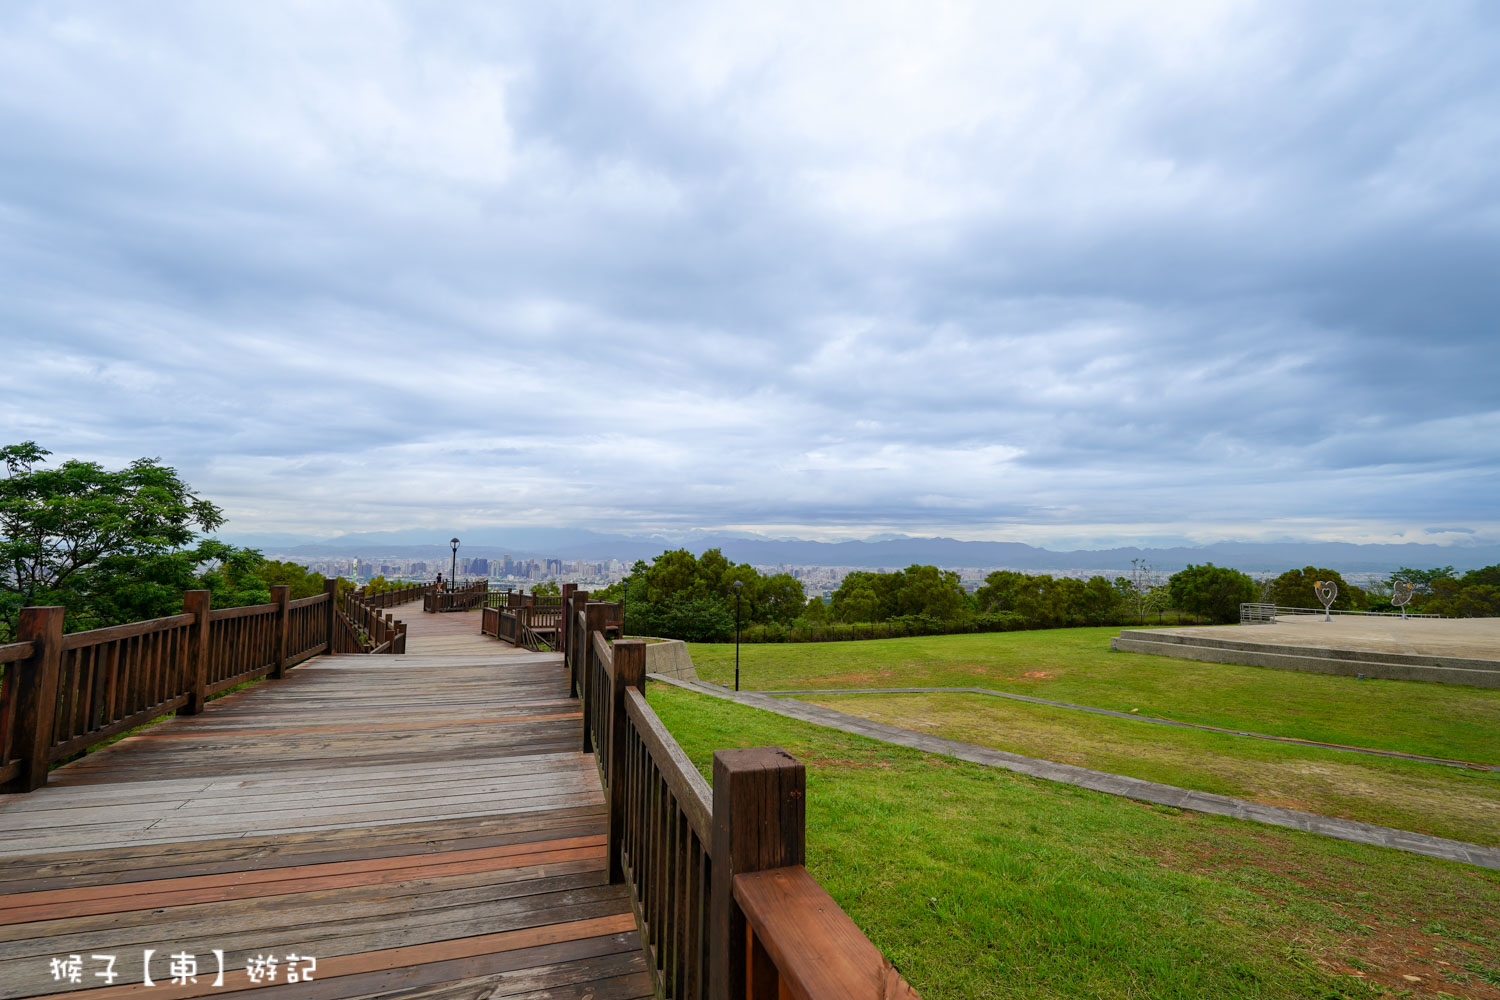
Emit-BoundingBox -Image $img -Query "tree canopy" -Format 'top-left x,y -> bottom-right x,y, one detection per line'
1166,563 -> 1256,624
608,548 -> 807,640
1264,566 -> 1366,611
0,442 -> 331,639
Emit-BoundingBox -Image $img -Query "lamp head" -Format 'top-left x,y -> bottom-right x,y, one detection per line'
732,580 -> 743,592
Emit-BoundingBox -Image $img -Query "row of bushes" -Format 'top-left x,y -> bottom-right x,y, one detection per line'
728,609 -> 1211,644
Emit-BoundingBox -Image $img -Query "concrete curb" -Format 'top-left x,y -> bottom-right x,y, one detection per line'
649,675 -> 1500,871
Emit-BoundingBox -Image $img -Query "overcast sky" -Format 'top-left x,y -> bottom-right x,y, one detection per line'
2,2 -> 1496,548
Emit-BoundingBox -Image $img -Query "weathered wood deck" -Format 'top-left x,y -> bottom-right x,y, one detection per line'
0,603 -> 650,999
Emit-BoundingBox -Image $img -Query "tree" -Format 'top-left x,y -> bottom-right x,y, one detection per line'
1264,567 -> 1366,611
1118,558 -> 1168,621
757,573 -> 807,625
1167,563 -> 1256,624
1426,578 -> 1500,618
257,559 -> 327,599
1,442 -> 225,638
528,580 -> 561,598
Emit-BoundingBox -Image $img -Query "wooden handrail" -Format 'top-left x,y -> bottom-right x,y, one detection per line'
735,867 -> 919,1000
576,621 -> 919,1000
0,586 -> 352,794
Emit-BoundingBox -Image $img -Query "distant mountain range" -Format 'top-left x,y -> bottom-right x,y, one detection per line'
214,527 -> 1500,574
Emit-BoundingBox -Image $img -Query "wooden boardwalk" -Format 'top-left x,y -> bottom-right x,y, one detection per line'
0,603 -> 650,999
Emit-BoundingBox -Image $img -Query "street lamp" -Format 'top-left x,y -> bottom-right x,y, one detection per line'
449,538 -> 460,591
732,579 -> 743,692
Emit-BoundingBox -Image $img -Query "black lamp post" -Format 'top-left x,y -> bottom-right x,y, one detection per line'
449,537 -> 459,591
732,579 -> 743,692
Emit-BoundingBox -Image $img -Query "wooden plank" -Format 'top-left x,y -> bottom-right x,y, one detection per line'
28,914 -> 638,1000
0,610 -> 650,1000
58,615 -> 194,650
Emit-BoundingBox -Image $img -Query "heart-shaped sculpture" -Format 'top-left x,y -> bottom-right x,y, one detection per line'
1314,580 -> 1338,620
1392,579 -> 1414,618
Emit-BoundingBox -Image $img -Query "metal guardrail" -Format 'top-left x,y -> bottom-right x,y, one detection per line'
1240,603 -> 1440,624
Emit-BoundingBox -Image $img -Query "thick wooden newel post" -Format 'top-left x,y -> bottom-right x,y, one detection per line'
580,602 -> 608,754
5,606 -> 64,793
270,585 -> 290,679
709,747 -> 806,1000
183,590 -> 211,715
322,577 -> 338,653
607,639 -> 645,884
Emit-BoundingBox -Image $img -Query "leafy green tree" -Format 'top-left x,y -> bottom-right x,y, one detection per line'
1167,563 -> 1257,624
757,573 -> 807,625
257,559 -> 327,599
1265,567 -> 1366,611
1,442 -> 225,638
797,596 -> 830,626
833,584 -> 881,623
1392,566 -> 1457,596
1462,564 -> 1500,588
196,540 -> 272,608
1419,565 -> 1500,617
528,580 -> 561,598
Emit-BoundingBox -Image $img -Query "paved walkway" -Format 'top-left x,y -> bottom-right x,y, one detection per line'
0,602 -> 649,998
652,677 -> 1500,870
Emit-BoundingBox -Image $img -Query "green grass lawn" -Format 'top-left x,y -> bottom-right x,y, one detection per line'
806,691 -> 1500,846
649,683 -> 1500,1000
688,628 -> 1500,764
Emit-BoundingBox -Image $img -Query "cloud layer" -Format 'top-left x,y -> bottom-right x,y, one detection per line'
1,1 -> 1496,547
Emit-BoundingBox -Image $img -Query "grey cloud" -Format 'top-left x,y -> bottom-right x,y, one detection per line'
0,1 -> 1496,546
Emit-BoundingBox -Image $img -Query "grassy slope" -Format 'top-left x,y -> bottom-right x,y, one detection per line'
649,683 -> 1500,1000
807,691 -> 1500,846
688,628 -> 1500,763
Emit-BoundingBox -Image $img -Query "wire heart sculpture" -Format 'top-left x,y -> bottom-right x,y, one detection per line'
1392,580 -> 1414,618
1314,580 -> 1338,621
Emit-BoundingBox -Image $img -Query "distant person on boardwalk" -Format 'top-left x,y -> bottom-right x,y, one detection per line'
434,572 -> 444,591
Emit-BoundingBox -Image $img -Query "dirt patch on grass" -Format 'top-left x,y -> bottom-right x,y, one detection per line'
799,754 -> 897,771
1148,832 -> 1500,998
1326,923 -> 1500,999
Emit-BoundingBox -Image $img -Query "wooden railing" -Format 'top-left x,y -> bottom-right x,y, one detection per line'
423,580 -> 490,613
0,579 -> 343,793
565,592 -> 920,1000
339,588 -> 411,653
361,583 -> 434,609
0,639 -> 38,788
481,589 -> 602,653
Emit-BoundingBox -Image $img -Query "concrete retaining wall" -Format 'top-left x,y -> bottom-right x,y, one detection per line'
636,637 -> 699,682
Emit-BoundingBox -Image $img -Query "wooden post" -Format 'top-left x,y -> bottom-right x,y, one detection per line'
182,590 -> 211,715
709,747 -> 806,1000
395,620 -> 407,653
580,602 -> 608,754
322,577 -> 338,654
270,585 -> 290,679
571,590 -> 590,697
607,639 -> 646,884
4,606 -> 65,793
560,584 -> 578,654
